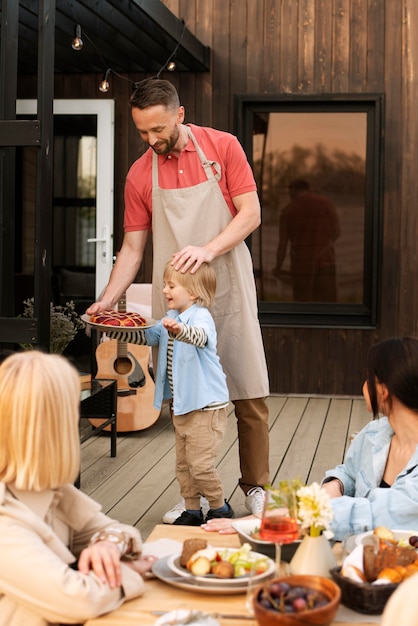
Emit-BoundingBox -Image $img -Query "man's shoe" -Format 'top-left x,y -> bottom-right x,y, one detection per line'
205,501 -> 235,522
162,499 -> 186,524
163,497 -> 210,524
172,510 -> 204,526
245,487 -> 265,515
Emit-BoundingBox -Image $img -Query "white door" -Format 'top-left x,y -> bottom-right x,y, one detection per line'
16,99 -> 115,299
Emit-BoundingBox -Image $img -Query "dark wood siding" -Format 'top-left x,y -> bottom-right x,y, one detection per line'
19,0 -> 418,395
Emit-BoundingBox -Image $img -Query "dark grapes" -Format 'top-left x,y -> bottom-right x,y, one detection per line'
293,597 -> 308,612
257,582 -> 330,614
409,535 -> 418,548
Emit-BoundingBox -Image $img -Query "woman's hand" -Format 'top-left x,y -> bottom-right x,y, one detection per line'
124,555 -> 158,577
201,518 -> 239,534
322,479 -> 343,498
78,541 -> 124,589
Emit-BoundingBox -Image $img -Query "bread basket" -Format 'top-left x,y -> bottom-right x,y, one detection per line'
330,566 -> 398,614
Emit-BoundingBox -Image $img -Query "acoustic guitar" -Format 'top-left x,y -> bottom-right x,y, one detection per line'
94,293 -> 160,431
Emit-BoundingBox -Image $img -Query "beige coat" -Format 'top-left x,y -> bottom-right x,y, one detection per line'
0,483 -> 145,626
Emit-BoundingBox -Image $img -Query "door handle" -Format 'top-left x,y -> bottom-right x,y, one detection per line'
87,225 -> 111,263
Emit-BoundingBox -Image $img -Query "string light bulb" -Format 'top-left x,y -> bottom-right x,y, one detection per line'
99,69 -> 111,93
167,58 -> 176,71
72,24 -> 83,51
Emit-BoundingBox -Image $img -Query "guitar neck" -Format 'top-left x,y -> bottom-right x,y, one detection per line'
118,292 -> 127,314
117,292 -> 128,357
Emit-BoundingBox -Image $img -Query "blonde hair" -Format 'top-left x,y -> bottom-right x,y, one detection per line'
0,351 -> 81,490
163,261 -> 217,308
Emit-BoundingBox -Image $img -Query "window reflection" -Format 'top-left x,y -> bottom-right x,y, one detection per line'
252,112 -> 366,305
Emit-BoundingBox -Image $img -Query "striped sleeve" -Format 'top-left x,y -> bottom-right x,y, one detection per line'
172,322 -> 207,348
105,329 -> 147,345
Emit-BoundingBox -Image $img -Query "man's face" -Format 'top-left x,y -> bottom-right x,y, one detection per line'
131,104 -> 184,155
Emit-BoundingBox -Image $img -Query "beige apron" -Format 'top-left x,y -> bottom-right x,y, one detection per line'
151,126 -> 269,401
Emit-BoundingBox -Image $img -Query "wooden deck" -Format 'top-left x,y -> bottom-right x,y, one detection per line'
79,395 -> 370,541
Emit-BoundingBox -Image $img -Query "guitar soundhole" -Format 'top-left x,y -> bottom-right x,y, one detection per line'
114,357 -> 132,375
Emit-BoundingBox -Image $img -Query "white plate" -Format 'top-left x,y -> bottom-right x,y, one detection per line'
154,610 -> 220,626
152,555 -> 274,595
166,548 -> 275,586
354,529 -> 418,546
81,313 -> 157,331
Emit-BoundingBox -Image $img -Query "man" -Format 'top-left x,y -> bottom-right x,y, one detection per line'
87,78 -> 270,521
273,179 -> 340,302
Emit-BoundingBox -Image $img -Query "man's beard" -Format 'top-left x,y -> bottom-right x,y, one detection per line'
151,126 -> 180,155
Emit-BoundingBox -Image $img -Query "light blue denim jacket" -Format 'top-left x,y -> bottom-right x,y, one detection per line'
144,304 -> 229,415
323,417 -> 418,540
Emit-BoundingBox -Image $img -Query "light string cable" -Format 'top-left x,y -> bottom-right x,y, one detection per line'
66,0 -> 135,92
67,0 -> 187,91
156,19 -> 186,78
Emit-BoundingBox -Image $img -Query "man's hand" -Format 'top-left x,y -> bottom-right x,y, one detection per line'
86,299 -> 116,316
171,246 -> 214,274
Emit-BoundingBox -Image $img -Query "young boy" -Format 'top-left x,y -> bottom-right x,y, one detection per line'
107,261 -> 233,526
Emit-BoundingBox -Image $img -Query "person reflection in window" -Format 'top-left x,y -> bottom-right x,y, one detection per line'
272,179 -> 340,302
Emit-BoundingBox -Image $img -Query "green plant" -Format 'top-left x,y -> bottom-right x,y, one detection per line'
21,298 -> 85,354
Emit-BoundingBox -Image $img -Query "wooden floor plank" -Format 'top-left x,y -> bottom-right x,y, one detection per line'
308,397 -> 352,483
272,397 -> 330,484
80,394 -> 371,540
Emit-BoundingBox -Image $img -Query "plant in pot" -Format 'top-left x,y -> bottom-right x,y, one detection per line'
20,298 -> 85,354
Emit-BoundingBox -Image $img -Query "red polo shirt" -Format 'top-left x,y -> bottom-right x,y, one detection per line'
124,124 -> 257,232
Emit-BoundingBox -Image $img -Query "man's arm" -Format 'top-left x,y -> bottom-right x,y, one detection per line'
171,190 -> 261,273
86,230 -> 148,315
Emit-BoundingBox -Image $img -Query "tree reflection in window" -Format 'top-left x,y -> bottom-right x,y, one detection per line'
235,96 -> 382,326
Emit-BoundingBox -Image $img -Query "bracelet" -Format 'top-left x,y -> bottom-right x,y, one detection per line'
89,528 -> 135,558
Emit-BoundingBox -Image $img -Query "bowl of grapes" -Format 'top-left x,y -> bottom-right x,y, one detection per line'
253,574 -> 341,626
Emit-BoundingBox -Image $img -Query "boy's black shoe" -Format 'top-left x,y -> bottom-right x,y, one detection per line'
172,510 -> 204,526
205,501 -> 234,521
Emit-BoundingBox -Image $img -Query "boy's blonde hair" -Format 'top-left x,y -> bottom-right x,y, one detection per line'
0,351 -> 81,490
163,261 -> 217,308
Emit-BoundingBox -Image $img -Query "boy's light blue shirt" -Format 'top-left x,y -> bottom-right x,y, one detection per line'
323,417 -> 418,540
144,304 -> 229,416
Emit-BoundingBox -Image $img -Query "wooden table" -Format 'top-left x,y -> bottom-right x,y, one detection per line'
84,525 -> 379,626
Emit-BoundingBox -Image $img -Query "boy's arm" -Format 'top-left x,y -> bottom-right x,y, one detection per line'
105,329 -> 147,345
163,318 -> 207,348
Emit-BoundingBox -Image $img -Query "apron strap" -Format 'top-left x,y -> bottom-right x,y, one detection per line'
152,126 -> 222,185
186,126 -> 222,181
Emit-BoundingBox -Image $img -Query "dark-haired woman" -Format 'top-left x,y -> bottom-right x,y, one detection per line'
322,336 -> 418,540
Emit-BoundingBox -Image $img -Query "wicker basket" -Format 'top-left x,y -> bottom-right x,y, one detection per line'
330,567 -> 398,614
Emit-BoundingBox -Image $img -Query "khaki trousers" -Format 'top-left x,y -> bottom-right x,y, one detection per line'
173,407 -> 227,511
234,397 -> 270,494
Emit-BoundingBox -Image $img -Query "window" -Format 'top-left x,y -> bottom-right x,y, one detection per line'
235,94 -> 383,327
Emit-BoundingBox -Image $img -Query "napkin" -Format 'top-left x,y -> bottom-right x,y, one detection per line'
142,538 -> 183,559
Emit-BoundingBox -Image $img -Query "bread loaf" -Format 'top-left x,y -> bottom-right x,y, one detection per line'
363,542 -> 417,582
179,538 -> 208,568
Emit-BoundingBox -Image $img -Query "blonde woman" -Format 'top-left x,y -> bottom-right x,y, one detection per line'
0,351 -> 155,626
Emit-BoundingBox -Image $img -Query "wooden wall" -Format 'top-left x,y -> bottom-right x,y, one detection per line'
19,0 -> 418,394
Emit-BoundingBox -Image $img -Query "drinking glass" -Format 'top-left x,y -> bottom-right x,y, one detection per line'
259,484 -> 299,575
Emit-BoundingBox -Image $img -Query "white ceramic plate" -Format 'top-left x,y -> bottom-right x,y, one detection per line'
166,548 -> 274,587
354,529 -> 418,546
167,548 -> 275,586
153,555 -> 274,595
154,610 -> 220,626
81,313 -> 157,331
